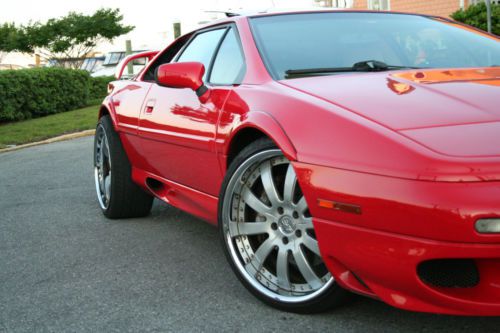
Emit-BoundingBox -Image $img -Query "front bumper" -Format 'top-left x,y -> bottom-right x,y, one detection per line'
293,162 -> 500,316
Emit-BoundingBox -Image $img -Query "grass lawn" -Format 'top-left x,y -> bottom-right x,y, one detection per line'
0,105 -> 99,149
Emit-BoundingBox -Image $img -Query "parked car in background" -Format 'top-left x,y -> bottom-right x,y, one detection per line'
91,50 -> 149,77
93,9 -> 500,315
113,51 -> 158,80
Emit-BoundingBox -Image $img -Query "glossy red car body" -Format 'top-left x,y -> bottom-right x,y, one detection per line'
99,10 -> 500,315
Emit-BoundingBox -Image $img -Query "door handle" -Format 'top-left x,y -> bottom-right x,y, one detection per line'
145,100 -> 155,114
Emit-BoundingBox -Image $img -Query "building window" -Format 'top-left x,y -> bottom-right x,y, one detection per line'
314,0 -> 353,8
369,0 -> 391,10
333,0 -> 353,7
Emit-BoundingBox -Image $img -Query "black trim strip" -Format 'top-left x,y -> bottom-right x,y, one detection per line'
196,85 -> 209,97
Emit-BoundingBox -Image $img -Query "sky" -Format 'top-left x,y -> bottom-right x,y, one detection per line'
1,0 -> 317,56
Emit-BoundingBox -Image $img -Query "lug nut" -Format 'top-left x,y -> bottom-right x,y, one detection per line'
292,211 -> 299,219
271,223 -> 278,230
282,237 -> 289,244
277,207 -> 284,214
295,230 -> 302,237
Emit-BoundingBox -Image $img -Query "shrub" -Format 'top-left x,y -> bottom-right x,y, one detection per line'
0,68 -> 113,122
89,75 -> 114,100
451,3 -> 500,36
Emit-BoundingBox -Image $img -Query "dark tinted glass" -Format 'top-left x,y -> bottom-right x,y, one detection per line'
250,13 -> 500,79
210,29 -> 246,85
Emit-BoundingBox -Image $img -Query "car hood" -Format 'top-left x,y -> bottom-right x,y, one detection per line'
280,67 -> 500,157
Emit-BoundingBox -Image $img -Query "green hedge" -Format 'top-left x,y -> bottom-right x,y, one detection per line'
0,68 -> 113,123
89,75 -> 114,101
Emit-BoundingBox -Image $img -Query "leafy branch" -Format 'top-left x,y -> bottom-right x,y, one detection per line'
0,8 -> 134,68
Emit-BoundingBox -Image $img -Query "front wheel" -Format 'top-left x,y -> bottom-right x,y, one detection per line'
219,138 -> 349,313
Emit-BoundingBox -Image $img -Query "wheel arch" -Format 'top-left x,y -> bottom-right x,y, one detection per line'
98,97 -> 119,130
98,105 -> 110,119
223,111 -> 297,170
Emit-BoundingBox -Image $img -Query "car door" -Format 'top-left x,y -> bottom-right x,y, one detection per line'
138,26 -> 246,196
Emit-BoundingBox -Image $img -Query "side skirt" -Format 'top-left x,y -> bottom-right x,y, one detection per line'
131,167 -> 219,225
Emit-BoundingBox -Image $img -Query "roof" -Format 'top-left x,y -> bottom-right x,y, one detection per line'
202,8 -> 448,24
192,9 -> 455,37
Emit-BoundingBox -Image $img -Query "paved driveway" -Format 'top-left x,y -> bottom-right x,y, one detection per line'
1,136 -> 499,332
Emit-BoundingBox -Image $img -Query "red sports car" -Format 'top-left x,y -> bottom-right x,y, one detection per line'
94,10 -> 500,315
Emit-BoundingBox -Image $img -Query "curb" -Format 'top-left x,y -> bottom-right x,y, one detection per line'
0,129 -> 95,154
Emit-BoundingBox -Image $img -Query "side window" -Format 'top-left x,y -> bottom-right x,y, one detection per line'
209,28 -> 246,85
176,28 -> 227,80
142,35 -> 191,81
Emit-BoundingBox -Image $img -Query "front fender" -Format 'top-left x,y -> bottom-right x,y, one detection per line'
218,109 -> 297,171
98,96 -> 119,130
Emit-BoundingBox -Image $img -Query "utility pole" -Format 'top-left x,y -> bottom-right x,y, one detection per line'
485,0 -> 492,34
125,40 -> 133,76
173,22 -> 182,39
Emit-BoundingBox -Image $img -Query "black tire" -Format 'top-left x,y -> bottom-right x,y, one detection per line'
94,115 -> 153,219
218,138 -> 350,313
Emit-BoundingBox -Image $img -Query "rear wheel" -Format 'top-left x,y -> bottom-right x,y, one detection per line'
94,115 -> 153,218
219,138 -> 349,313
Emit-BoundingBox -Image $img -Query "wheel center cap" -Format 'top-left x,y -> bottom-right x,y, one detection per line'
278,215 -> 296,235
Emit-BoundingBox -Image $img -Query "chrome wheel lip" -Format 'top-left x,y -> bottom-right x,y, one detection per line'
222,149 -> 335,304
94,124 -> 111,210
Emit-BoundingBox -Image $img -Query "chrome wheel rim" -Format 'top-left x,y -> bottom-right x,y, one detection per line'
94,125 -> 112,210
222,150 -> 334,303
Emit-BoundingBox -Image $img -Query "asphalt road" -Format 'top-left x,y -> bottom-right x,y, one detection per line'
1,136 -> 499,333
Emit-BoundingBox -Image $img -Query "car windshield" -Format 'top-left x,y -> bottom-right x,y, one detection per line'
250,12 -> 500,80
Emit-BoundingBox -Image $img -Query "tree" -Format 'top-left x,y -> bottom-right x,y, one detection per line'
451,2 -> 500,36
0,8 -> 134,68
0,23 -> 24,53
0,23 -> 26,64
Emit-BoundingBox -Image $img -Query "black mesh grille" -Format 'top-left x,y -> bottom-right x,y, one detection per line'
417,259 -> 479,288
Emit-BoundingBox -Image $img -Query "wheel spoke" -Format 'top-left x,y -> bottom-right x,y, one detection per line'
229,221 -> 269,236
103,137 -> 110,159
295,196 -> 308,214
302,234 -> 321,256
242,187 -> 272,216
245,236 -> 277,272
260,161 -> 281,207
293,246 -> 323,289
276,248 -> 290,290
104,174 -> 111,200
98,145 -> 104,169
300,217 -> 314,229
283,164 -> 297,203
99,176 -> 105,196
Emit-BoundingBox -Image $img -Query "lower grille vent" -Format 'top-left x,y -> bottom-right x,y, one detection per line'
417,259 -> 479,288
